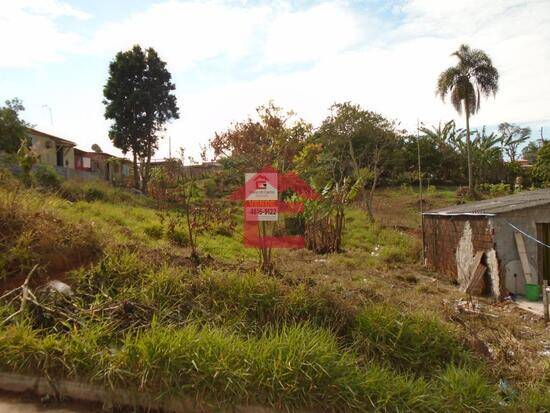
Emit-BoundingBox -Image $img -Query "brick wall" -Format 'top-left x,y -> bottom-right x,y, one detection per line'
423,215 -> 494,281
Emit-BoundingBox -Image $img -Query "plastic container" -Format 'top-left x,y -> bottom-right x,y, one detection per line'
524,283 -> 541,302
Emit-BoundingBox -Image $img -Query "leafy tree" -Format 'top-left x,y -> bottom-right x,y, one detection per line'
532,143 -> 550,185
303,176 -> 363,253
103,45 -> 179,191
16,140 -> 38,186
522,141 -> 542,164
416,120 -> 465,184
302,102 -> 401,221
210,101 -> 310,173
0,99 -> 30,153
436,44 -> 499,192
499,122 -> 531,162
470,127 -> 503,185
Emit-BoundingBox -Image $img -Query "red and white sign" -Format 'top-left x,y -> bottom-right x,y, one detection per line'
244,172 -> 278,221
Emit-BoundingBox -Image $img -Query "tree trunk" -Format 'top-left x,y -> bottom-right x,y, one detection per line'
464,99 -> 473,193
140,140 -> 153,194
132,151 -> 139,189
348,137 -> 370,213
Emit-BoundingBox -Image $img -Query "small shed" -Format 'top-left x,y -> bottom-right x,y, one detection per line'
423,190 -> 550,299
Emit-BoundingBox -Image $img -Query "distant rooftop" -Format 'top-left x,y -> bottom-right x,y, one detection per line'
26,127 -> 76,147
424,189 -> 550,216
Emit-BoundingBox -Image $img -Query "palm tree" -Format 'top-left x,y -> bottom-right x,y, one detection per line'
436,44 -> 499,192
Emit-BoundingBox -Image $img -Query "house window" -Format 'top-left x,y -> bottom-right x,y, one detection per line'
83,157 -> 91,169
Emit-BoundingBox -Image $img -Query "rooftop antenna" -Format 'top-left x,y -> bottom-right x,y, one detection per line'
42,105 -> 53,127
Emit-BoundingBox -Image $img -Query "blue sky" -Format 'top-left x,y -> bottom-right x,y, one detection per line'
1,0 -> 549,160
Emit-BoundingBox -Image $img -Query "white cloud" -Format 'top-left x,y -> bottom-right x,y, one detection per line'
6,0 -> 549,160
89,1 -> 270,71
163,0 -> 550,158
17,0 -> 90,20
263,2 -> 362,64
0,0 -> 88,67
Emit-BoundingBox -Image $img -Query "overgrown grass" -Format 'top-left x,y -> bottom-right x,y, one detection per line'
0,320 -> 504,412
343,207 -> 419,265
0,186 -> 101,280
0,174 -> 547,412
353,303 -> 472,376
60,179 -> 152,207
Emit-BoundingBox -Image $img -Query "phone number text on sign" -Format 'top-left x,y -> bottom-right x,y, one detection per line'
245,200 -> 278,222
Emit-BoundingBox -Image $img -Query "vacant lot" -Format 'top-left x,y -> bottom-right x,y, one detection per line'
0,175 -> 548,412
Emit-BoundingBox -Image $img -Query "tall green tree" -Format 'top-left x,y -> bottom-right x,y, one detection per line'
522,141 -> 542,164
299,102 -> 401,221
417,120 -> 466,183
532,143 -> 550,185
436,44 -> 499,192
210,101 -> 310,174
103,45 -> 179,191
499,122 -> 531,162
0,98 -> 29,153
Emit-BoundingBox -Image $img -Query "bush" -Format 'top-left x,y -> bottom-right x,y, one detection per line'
203,178 -> 219,198
213,224 -> 233,237
477,182 -> 511,197
0,167 -> 19,190
60,180 -> 151,206
166,228 -> 188,246
84,186 -> 106,201
143,224 -> 164,240
32,165 -> 62,190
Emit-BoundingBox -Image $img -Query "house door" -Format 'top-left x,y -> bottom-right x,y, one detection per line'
56,146 -> 64,167
537,223 -> 550,282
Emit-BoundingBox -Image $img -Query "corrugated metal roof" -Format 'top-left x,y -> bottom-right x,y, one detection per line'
424,189 -> 550,216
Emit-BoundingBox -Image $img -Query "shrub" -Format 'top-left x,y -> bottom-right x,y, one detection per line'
213,224 -> 233,237
60,180 -> 151,206
203,178 -> 219,198
143,223 -> 164,239
166,228 -> 189,246
477,182 -> 511,197
84,186 -> 106,201
0,167 -> 19,190
32,164 -> 62,190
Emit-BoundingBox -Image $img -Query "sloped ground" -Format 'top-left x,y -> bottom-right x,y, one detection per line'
0,175 -> 548,412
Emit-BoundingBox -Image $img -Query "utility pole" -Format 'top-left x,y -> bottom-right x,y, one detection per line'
541,127 -> 545,145
417,119 -> 425,265
168,136 -> 172,159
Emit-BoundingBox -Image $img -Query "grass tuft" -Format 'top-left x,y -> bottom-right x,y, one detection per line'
353,303 -> 472,375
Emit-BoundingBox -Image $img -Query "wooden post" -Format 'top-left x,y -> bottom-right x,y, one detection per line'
514,232 -> 533,284
543,279 -> 549,323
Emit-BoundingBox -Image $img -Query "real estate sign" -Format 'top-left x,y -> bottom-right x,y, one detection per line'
244,172 -> 278,221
